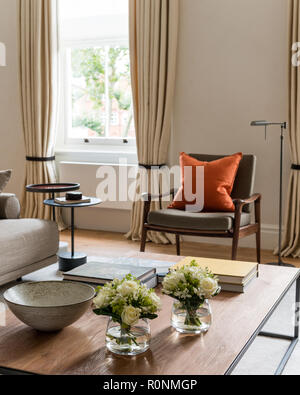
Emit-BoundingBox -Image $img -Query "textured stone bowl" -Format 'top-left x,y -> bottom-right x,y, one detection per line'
4,281 -> 95,332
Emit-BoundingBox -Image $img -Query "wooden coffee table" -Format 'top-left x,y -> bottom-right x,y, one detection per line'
0,253 -> 299,376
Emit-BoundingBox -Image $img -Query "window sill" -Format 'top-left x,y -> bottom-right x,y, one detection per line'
55,147 -> 138,165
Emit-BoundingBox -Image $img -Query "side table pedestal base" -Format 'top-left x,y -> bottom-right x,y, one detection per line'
58,252 -> 87,272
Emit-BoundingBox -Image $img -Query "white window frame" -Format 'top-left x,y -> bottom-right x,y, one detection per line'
56,36 -> 137,162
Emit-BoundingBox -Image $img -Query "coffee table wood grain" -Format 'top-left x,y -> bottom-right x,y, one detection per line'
0,254 -> 299,375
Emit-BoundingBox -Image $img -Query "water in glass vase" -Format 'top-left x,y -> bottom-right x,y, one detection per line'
171,301 -> 212,334
106,318 -> 151,356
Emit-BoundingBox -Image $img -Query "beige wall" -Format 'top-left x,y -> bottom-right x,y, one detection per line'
0,0 -> 25,199
0,0 -> 292,249
171,0 -> 290,234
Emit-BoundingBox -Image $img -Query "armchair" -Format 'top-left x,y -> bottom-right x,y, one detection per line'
140,154 -> 261,263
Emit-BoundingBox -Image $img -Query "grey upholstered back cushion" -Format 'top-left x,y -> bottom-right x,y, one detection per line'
0,170 -> 12,192
189,154 -> 256,213
0,194 -> 21,219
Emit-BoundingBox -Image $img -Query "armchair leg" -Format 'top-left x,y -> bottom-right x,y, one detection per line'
232,206 -> 242,261
255,197 -> 262,264
140,227 -> 148,253
231,235 -> 239,261
176,235 -> 181,256
256,228 -> 261,264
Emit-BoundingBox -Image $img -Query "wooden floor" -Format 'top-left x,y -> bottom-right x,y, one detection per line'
60,229 -> 300,268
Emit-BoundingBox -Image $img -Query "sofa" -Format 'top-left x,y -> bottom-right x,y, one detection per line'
0,193 -> 59,286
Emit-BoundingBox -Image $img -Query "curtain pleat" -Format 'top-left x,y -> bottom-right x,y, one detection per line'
126,0 -> 179,244
19,0 -> 64,229
281,0 -> 300,257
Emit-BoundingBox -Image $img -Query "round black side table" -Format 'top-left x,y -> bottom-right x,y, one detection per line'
44,198 -> 102,272
26,183 -> 80,221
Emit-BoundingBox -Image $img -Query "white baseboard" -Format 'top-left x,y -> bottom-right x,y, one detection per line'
182,224 -> 279,251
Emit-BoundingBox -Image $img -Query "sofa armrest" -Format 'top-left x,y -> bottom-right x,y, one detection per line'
0,193 -> 21,219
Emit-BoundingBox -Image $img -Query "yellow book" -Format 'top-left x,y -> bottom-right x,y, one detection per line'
173,257 -> 259,285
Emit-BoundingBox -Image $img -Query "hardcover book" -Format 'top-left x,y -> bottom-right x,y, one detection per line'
54,196 -> 91,205
174,256 -> 259,285
63,261 -> 156,285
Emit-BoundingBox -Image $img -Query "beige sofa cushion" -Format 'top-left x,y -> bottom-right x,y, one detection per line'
148,209 -> 251,231
0,219 -> 59,276
0,170 -> 12,192
0,194 -> 20,219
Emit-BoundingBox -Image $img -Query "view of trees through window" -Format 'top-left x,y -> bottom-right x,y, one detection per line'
70,46 -> 134,139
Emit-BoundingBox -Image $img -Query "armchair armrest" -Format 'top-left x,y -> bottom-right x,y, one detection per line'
232,193 -> 261,210
0,193 -> 21,219
231,194 -> 261,235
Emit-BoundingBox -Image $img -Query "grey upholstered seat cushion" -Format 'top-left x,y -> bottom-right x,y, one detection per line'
0,219 -> 59,276
0,193 -> 20,219
148,209 -> 251,231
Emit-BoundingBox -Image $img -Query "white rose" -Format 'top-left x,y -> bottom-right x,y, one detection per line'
121,305 -> 141,326
93,289 -> 111,309
117,280 -> 139,297
200,277 -> 218,297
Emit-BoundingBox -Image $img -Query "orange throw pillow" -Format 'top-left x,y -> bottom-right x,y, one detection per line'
169,152 -> 243,212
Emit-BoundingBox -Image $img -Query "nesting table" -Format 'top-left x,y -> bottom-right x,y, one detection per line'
26,183 -> 80,221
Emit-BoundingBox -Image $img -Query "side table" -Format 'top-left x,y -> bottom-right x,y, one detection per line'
44,197 -> 102,272
26,183 -> 80,221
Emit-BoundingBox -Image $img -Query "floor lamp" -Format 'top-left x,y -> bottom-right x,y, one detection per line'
250,121 -> 294,268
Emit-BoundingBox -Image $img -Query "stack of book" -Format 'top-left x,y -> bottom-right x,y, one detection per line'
173,257 -> 259,293
63,261 -> 158,288
63,257 -> 175,288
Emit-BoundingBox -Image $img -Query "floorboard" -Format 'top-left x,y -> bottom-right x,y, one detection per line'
60,229 -> 300,267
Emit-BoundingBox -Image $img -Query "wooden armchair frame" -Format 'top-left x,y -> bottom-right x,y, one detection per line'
140,191 -> 262,263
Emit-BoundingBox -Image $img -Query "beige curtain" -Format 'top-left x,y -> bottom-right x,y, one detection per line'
126,0 -> 179,243
281,0 -> 300,257
19,0 -> 63,226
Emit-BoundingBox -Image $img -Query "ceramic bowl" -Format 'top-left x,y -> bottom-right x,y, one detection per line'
4,281 -> 95,332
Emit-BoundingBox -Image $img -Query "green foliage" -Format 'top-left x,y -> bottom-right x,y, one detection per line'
72,48 -> 106,109
73,116 -> 105,137
71,46 -> 132,136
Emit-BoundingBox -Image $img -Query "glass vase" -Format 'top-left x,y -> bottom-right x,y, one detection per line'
171,300 -> 212,334
106,318 -> 151,356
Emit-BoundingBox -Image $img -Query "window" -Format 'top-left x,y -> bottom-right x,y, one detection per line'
59,0 -> 135,148
70,46 -> 133,139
